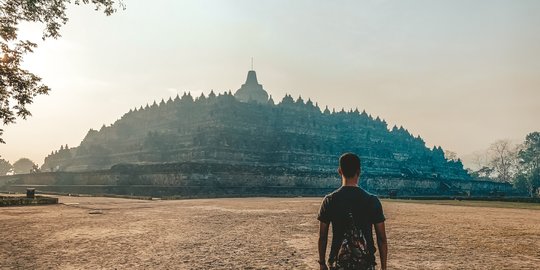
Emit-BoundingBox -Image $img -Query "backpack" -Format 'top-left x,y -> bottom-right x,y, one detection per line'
330,212 -> 375,270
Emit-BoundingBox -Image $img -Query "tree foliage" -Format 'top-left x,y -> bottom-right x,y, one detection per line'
12,157 -> 35,174
0,157 -> 12,175
519,132 -> 540,171
444,150 -> 458,161
468,133 -> 540,197
0,0 -> 123,143
469,166 -> 494,180
517,132 -> 540,196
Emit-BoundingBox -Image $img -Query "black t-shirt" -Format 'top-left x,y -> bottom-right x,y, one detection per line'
317,186 -> 385,262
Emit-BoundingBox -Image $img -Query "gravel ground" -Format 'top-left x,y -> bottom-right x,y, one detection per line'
0,196 -> 538,269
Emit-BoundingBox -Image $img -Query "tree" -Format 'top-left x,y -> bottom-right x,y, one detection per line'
471,150 -> 488,170
12,157 -> 36,174
0,157 -> 12,175
470,166 -> 494,180
488,139 -> 518,182
513,173 -> 529,193
444,150 -> 458,161
517,132 -> 540,197
0,0 -> 124,143
30,164 -> 40,173
519,132 -> 540,171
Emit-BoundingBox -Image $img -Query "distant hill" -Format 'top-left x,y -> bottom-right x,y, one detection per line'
42,70 -> 469,180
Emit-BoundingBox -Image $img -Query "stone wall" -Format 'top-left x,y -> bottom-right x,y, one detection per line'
0,162 -> 516,198
364,177 -> 515,197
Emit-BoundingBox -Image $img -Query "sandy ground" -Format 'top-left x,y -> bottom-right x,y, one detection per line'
1,196 -> 539,269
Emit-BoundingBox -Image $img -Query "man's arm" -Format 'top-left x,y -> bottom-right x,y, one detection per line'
318,221 -> 330,270
374,221 -> 387,270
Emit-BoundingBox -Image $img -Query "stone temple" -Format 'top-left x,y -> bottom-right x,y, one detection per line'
42,69 -> 468,179
4,68 -> 512,198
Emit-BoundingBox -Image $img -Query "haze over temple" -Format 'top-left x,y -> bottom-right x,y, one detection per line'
42,69 -> 468,180
0,69 -> 515,198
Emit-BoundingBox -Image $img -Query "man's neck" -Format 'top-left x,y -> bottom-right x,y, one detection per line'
342,178 -> 359,187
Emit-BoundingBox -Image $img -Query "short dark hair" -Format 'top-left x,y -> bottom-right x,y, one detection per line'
339,153 -> 361,178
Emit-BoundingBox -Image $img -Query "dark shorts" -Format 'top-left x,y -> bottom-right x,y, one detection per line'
329,266 -> 375,270
328,261 -> 376,270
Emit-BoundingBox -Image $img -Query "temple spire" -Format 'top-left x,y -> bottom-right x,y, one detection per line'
245,70 -> 259,84
234,69 -> 268,104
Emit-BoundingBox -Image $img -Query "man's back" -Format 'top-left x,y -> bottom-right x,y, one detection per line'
317,153 -> 387,270
318,186 -> 385,265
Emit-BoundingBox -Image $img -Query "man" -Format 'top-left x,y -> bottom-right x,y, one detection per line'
317,153 -> 387,270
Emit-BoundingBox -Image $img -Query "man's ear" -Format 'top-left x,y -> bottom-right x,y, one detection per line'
355,169 -> 361,178
337,167 -> 342,176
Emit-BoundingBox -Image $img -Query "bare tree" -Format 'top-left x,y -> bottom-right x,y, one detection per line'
488,139 -> 518,182
444,150 -> 458,161
471,150 -> 488,170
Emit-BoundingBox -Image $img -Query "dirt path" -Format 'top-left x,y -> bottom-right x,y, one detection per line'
1,196 -> 538,269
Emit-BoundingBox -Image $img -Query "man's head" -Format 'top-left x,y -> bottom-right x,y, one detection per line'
338,152 -> 361,179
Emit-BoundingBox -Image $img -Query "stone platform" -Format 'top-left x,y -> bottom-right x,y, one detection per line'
0,162 -> 518,199
0,194 -> 59,207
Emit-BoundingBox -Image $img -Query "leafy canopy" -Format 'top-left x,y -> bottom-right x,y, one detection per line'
517,131 -> 540,196
0,157 -> 12,175
0,0 -> 124,143
12,157 -> 34,174
519,131 -> 540,170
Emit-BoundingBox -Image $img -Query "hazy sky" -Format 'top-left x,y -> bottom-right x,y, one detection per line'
1,0 -> 539,168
